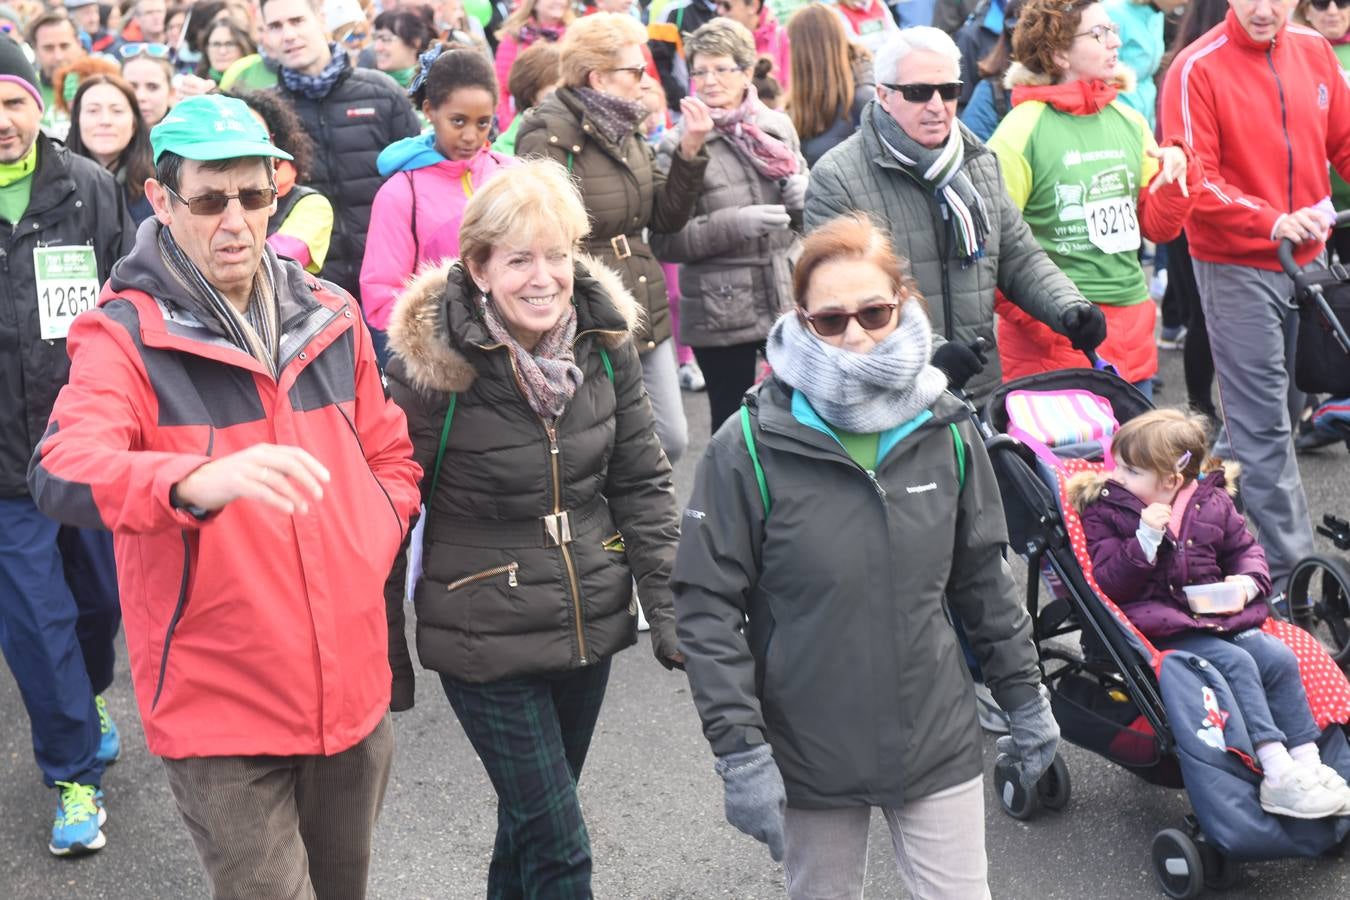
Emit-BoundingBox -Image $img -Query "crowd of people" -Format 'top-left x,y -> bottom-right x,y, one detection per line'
0,0 -> 1347,896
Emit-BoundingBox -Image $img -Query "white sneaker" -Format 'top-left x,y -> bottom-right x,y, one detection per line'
1259,767 -> 1346,818
1310,764 -> 1350,816
973,682 -> 1010,734
678,361 -> 706,392
1149,270 -> 1168,302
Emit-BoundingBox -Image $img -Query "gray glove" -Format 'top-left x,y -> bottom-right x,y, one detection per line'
736,204 -> 792,241
779,174 -> 808,210
714,744 -> 786,862
995,687 -> 1060,789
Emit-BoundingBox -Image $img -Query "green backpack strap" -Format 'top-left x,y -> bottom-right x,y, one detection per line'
949,422 -> 966,491
600,346 -> 613,382
740,405 -> 771,515
427,393 -> 457,501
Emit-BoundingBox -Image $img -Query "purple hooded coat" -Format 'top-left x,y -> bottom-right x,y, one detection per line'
1069,467 -> 1273,641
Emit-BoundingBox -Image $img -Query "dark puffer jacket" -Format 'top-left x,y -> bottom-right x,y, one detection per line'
0,137 -> 133,497
515,87 -> 708,353
383,255 -> 680,698
278,67 -> 420,304
1070,466 -> 1272,641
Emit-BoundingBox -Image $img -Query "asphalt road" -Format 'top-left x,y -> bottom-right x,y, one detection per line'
3,346 -> 1349,900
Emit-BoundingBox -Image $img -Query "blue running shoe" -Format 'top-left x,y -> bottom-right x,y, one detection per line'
50,781 -> 107,856
95,695 -> 120,764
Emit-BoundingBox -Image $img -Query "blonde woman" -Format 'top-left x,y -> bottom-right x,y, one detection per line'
517,12 -> 712,463
494,0 -> 573,128
383,160 -> 684,896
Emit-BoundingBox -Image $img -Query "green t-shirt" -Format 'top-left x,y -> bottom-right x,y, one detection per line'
834,429 -> 880,471
988,99 -> 1158,306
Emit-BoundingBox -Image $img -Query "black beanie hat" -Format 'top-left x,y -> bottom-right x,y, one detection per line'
0,34 -> 42,112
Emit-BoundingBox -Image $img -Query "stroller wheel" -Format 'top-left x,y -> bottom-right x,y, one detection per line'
1196,837 -> 1240,890
1151,828 -> 1205,899
994,754 -> 1040,820
1035,753 -> 1071,811
1287,554 -> 1350,666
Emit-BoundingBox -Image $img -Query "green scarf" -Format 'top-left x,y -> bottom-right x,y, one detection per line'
0,141 -> 37,187
0,142 -> 38,224
389,66 -> 416,89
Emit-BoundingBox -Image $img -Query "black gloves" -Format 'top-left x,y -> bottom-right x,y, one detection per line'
932,340 -> 988,392
1060,304 -> 1107,352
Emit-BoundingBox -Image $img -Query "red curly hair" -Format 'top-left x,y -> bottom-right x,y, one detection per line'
1012,0 -> 1098,78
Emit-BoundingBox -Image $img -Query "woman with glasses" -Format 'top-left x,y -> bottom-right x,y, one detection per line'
987,0 -> 1199,396
1297,0 -> 1350,262
65,74 -> 156,223
517,12 -> 711,464
787,3 -> 875,169
372,7 -> 437,90
196,18 -> 255,82
382,159 -> 684,899
674,213 -> 1054,899
651,18 -> 805,432
493,0 -> 573,128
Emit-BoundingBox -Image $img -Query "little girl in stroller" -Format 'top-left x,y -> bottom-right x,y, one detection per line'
1068,409 -> 1350,820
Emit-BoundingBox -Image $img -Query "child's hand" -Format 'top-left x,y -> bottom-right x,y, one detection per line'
1224,575 -> 1257,603
1141,503 -> 1172,531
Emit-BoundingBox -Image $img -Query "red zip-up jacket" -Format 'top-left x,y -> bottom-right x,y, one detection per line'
29,253 -> 421,759
1160,11 -> 1350,270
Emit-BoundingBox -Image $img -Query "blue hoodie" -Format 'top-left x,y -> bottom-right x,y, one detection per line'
377,132 -> 444,177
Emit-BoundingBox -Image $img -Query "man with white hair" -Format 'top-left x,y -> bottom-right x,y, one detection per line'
807,25 -> 1104,404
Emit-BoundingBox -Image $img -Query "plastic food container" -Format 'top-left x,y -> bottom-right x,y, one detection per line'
1182,582 -> 1246,615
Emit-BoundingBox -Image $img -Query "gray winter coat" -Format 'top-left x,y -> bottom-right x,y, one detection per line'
805,104 -> 1091,401
672,380 -> 1041,808
383,256 -> 680,696
651,107 -> 804,348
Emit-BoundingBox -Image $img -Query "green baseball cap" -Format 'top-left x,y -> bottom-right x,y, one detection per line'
150,94 -> 294,164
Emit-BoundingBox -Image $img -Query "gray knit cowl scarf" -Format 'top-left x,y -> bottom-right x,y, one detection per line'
481,298 -> 584,420
765,298 -> 948,433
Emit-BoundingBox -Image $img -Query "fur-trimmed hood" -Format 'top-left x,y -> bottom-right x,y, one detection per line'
1066,460 -> 1240,513
1003,61 -> 1137,94
385,253 -> 642,396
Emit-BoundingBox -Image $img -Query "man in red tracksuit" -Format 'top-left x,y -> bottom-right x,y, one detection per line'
1160,0 -> 1350,589
29,94 -> 422,899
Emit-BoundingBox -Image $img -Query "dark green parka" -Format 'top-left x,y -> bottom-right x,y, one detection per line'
383,256 -> 680,701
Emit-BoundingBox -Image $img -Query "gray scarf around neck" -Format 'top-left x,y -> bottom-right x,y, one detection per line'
765,299 -> 947,433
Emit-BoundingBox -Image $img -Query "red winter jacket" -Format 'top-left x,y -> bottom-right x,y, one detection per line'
29,235 -> 421,759
1160,11 -> 1350,270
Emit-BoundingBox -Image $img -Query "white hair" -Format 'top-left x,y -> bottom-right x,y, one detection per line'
874,26 -> 962,85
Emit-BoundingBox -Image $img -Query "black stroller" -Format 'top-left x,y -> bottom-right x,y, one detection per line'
973,366 -> 1350,899
1279,216 -> 1350,668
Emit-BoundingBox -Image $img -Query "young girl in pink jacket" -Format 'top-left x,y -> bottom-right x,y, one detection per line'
361,47 -> 518,334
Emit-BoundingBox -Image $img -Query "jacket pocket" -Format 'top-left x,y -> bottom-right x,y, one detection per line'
152,531 -> 193,710
691,267 -> 760,332
446,561 -> 519,592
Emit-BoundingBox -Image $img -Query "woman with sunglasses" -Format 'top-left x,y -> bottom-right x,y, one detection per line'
493,0 -> 573,128
65,74 -> 156,224
517,12 -> 711,464
987,0 -> 1200,396
674,213 -> 1055,898
651,17 -> 805,433
1297,0 -> 1350,263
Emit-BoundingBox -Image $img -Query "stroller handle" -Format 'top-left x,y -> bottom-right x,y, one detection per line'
1277,209 -> 1350,279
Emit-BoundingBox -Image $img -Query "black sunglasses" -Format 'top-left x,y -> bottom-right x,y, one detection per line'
798,302 -> 898,337
881,82 -> 962,103
165,185 -> 277,216
1310,0 -> 1350,9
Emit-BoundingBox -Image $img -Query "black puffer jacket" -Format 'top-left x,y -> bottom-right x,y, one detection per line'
0,137 -> 133,497
278,66 -> 420,304
383,255 -> 680,698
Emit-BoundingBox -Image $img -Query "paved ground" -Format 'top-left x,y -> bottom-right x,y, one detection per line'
3,346 -> 1350,899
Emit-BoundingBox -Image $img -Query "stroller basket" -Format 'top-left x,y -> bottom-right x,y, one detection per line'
1049,672 -> 1182,787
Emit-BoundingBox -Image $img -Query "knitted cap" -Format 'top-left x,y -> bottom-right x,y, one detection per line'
0,34 -> 41,112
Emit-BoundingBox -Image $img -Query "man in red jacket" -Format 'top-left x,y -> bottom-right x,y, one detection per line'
1160,0 -> 1350,588
29,94 -> 422,899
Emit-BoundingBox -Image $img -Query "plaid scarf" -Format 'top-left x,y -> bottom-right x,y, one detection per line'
517,21 -> 564,45
158,227 -> 280,377
571,87 -> 647,146
482,299 -> 584,420
870,103 -> 989,261
280,44 -> 350,100
706,85 -> 798,181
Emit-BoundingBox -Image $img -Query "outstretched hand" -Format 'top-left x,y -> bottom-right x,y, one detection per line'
1147,146 -> 1188,197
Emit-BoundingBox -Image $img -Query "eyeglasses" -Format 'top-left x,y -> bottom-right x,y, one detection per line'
1309,0 -> 1350,10
119,42 -> 172,60
207,40 -> 241,51
164,184 -> 277,216
798,302 -> 898,337
608,65 -> 648,79
689,64 -> 746,82
1074,22 -> 1121,44
881,81 -> 962,103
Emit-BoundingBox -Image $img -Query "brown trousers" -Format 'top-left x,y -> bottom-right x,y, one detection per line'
162,715 -> 394,900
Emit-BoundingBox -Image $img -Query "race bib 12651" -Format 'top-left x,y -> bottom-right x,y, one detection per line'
35,245 -> 99,341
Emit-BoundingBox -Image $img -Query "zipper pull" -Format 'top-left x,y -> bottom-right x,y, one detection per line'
866,469 -> 887,499
546,425 -> 559,455
507,562 -> 518,588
